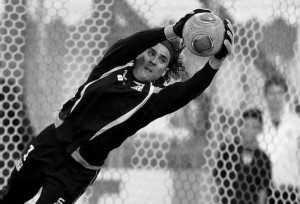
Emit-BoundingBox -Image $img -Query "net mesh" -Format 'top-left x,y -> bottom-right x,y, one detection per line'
0,0 -> 299,204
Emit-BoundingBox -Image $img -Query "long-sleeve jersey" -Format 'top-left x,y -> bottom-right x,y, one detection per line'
54,27 -> 218,170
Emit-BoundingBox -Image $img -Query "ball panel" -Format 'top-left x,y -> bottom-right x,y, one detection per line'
183,13 -> 225,56
194,12 -> 219,24
192,35 -> 213,55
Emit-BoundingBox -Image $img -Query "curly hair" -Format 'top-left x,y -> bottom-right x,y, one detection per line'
154,38 -> 186,85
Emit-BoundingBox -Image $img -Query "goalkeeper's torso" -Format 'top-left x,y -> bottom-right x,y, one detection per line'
54,64 -> 159,170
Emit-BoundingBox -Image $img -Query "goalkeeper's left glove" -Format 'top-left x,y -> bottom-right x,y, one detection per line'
214,19 -> 234,61
173,8 -> 211,38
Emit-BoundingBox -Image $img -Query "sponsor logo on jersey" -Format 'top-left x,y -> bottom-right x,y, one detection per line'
117,75 -> 123,81
54,197 -> 65,204
131,81 -> 145,92
16,144 -> 35,171
15,158 -> 23,171
117,70 -> 128,81
23,144 -> 34,161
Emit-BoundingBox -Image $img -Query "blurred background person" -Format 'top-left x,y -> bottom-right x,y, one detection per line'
258,75 -> 300,204
213,108 -> 271,204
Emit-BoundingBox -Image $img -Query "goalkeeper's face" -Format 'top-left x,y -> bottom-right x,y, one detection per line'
133,44 -> 171,83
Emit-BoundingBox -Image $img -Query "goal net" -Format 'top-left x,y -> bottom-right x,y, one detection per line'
0,0 -> 299,203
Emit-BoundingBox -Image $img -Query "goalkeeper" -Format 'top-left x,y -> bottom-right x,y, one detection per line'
0,8 -> 234,204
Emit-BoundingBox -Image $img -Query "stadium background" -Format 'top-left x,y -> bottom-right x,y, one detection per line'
0,0 -> 299,203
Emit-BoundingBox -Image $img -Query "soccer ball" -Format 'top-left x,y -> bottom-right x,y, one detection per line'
183,12 -> 225,56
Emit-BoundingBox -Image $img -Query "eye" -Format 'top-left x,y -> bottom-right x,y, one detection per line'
159,56 -> 168,64
147,49 -> 155,56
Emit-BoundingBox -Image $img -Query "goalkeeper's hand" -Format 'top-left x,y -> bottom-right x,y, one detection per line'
173,8 -> 211,38
214,19 -> 234,61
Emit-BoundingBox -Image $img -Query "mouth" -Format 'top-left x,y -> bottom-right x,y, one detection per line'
144,66 -> 152,73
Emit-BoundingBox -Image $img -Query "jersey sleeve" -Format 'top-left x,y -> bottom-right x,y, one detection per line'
87,27 -> 167,81
147,62 -> 218,119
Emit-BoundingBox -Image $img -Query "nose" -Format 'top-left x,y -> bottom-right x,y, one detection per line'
150,56 -> 158,65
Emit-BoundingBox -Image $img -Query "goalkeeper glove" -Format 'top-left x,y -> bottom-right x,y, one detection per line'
173,8 -> 211,38
214,19 -> 234,61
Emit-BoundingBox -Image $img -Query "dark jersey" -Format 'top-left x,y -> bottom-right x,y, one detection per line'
233,147 -> 271,204
54,27 -> 218,170
214,141 -> 272,204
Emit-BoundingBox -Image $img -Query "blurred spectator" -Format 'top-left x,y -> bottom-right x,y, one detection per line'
213,108 -> 272,204
258,75 -> 300,204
